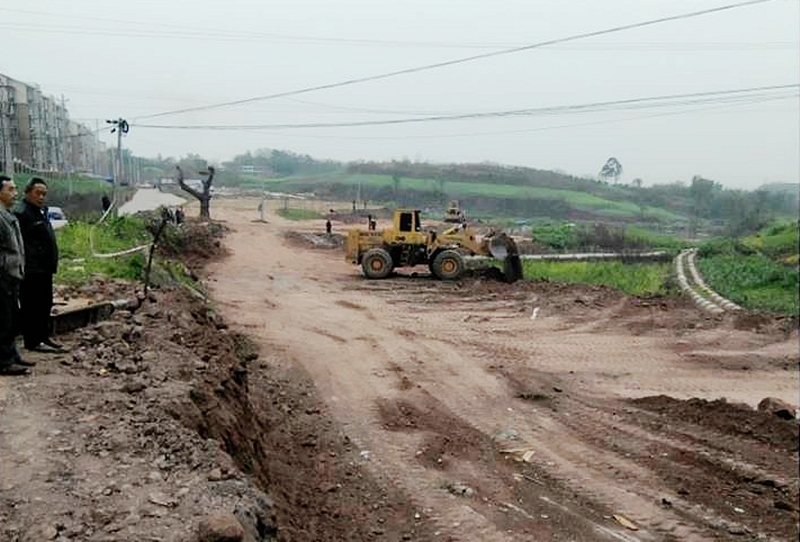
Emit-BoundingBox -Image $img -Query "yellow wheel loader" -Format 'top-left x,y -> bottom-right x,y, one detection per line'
345,209 -> 523,282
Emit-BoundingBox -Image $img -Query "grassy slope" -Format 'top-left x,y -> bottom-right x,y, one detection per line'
235,172 -> 685,223
697,222 -> 799,315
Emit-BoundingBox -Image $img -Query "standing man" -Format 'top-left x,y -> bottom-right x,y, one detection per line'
0,175 -> 29,375
15,178 -> 62,353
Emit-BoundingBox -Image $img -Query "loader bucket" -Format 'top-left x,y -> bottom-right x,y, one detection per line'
487,233 -> 523,283
488,234 -> 512,259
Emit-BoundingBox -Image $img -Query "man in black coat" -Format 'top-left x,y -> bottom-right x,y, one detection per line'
15,178 -> 63,353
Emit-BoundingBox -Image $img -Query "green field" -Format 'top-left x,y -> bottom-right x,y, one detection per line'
522,260 -> 672,297
222,172 -> 685,223
696,253 -> 798,315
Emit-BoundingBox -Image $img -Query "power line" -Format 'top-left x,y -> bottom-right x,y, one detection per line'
131,84 -> 799,130
0,7 -> 516,48
0,21 -> 505,49
0,19 -> 795,51
134,0 -> 780,121
209,92 -> 796,144
316,93 -> 799,141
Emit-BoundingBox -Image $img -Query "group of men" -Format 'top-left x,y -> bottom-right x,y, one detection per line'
0,175 -> 63,376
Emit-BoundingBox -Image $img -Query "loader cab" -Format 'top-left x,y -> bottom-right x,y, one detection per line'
395,209 -> 422,233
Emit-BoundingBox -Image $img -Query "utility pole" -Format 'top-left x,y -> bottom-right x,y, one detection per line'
105,117 -> 128,203
0,85 -> 12,174
58,94 -> 67,174
94,119 -> 101,175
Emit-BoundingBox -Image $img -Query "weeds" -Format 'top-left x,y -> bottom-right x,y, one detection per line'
522,260 -> 671,297
55,216 -> 151,284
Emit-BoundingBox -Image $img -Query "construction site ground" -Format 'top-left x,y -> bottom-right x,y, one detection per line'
1,196 -> 798,542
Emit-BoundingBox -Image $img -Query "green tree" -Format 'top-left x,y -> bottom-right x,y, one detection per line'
599,157 -> 623,184
688,175 -> 717,235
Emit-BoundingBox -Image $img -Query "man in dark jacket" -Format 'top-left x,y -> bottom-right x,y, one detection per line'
0,174 -> 30,374
15,178 -> 63,353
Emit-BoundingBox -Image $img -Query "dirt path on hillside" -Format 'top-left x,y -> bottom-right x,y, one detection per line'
206,198 -> 799,542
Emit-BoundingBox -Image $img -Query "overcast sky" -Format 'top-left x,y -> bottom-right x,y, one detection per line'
1,0 -> 798,189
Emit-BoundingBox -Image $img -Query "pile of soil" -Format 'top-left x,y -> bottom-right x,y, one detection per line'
632,395 -> 799,452
629,395 -> 799,538
282,230 -> 345,250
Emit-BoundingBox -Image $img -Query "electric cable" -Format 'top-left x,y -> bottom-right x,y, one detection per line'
133,0 -> 781,120
131,84 -> 798,130
236,91 -> 798,141
0,4 -> 792,50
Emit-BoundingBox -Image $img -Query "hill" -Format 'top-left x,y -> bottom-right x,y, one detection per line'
217,159 -> 796,235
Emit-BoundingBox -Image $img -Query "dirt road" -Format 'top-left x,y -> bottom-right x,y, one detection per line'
206,198 -> 799,542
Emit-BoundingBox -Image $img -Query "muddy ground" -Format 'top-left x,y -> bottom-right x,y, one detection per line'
1,197 -> 798,542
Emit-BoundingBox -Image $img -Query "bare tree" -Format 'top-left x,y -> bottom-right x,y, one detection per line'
175,165 -> 214,220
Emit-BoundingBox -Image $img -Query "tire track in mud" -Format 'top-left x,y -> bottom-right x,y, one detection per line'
210,281 -> 523,538
287,319 -> 542,540
384,343 -> 691,540
359,282 -> 661,541
366,280 -> 797,541
215,267 -> 643,539
411,302 -> 797,406
521,392 -> 796,541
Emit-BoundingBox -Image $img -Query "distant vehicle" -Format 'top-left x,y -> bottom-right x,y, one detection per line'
47,206 -> 68,230
443,200 -> 466,223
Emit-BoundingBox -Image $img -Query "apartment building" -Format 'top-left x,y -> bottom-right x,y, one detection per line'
0,72 -> 105,174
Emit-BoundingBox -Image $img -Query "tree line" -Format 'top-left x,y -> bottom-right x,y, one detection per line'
123,148 -> 797,236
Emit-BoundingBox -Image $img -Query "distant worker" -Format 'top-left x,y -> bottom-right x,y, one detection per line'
101,194 -> 111,212
174,206 -> 184,225
367,214 -> 376,231
257,194 -> 268,222
325,219 -> 332,236
160,206 -> 174,224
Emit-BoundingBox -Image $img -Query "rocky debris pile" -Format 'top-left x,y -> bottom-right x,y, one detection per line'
1,285 -> 276,542
758,397 -> 797,421
54,276 -> 139,305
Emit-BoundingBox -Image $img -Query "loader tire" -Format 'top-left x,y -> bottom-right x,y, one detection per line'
362,248 -> 393,279
432,250 -> 465,281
